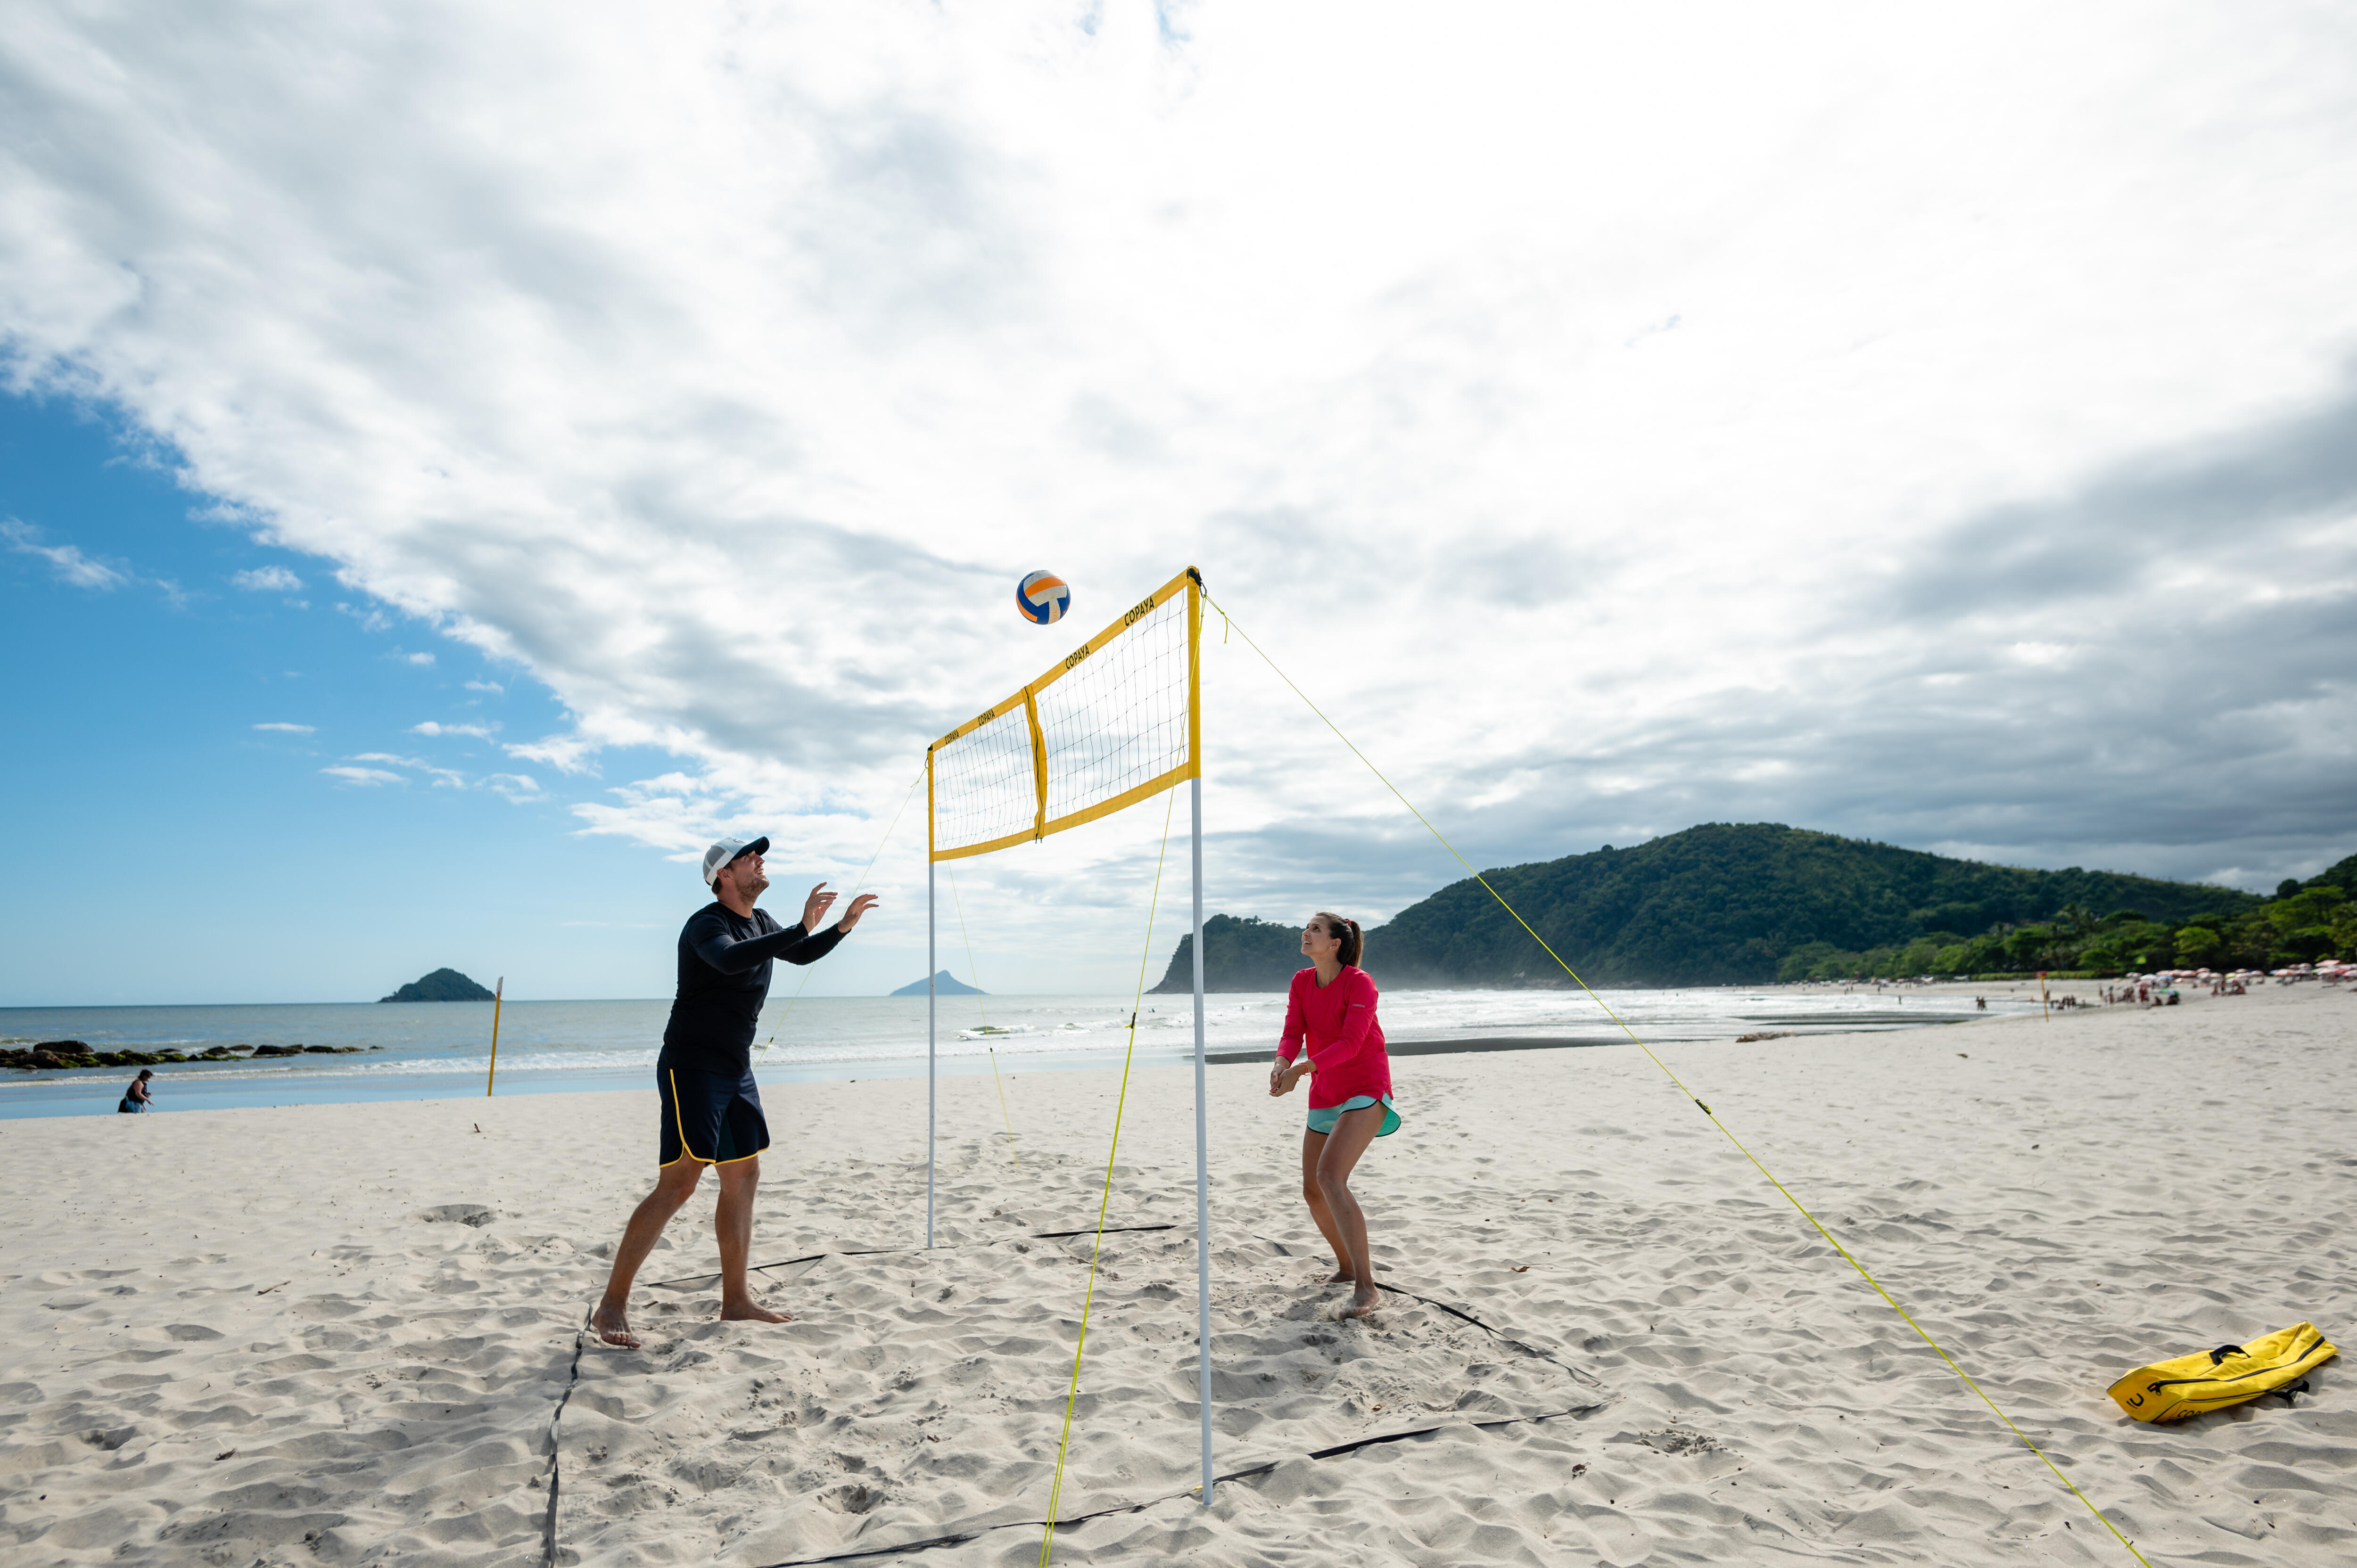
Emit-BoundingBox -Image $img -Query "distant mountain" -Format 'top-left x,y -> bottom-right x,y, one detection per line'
1148,916 -> 1305,994
379,968 -> 497,1003
890,970 -> 986,997
1153,823 -> 2267,991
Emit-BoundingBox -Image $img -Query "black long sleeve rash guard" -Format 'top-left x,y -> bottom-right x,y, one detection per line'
659,902 -> 847,1075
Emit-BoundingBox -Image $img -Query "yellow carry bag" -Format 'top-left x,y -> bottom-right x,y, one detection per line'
2108,1321 -> 2336,1422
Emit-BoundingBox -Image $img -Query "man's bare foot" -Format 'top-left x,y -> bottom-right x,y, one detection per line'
720,1298 -> 791,1324
591,1302 -> 641,1349
1341,1284 -> 1380,1319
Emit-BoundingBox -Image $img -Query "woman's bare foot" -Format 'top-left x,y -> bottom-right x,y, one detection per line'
720,1297 -> 791,1324
591,1302 -> 641,1349
1323,1268 -> 1354,1285
1341,1284 -> 1380,1319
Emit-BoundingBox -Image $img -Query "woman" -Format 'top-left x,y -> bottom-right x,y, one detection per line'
1269,911 -> 1398,1319
118,1068 -> 155,1113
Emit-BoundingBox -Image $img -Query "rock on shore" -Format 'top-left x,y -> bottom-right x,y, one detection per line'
0,1043 -> 370,1071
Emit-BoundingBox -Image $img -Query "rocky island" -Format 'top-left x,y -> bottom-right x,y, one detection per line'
890,970 -> 985,996
379,968 -> 498,1002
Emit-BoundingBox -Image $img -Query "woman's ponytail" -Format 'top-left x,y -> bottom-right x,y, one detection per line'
1316,911 -> 1364,968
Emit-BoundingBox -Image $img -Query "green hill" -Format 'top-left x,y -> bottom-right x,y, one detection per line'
1154,823 -> 2278,990
1149,916 -> 1303,994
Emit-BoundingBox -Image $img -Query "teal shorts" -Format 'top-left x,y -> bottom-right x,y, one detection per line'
1307,1095 -> 1400,1137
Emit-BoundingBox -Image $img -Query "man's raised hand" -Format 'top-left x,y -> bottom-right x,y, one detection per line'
836,894 -> 880,932
800,882 -> 839,931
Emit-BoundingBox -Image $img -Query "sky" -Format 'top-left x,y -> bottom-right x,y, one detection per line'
4,1 -> 2355,1006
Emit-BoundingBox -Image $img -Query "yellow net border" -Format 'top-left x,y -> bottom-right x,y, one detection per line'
929,566 -> 1202,862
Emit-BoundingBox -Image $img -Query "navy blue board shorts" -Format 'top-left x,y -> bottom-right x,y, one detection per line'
659,1065 -> 769,1167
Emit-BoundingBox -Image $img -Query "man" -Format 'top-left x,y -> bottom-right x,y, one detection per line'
592,836 -> 877,1348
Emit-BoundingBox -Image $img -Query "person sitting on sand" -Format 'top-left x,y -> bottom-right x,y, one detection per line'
1269,911 -> 1398,1321
117,1068 -> 155,1113
591,837 -> 876,1349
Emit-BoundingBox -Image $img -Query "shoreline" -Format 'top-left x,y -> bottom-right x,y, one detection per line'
0,982 -> 2060,1121
0,972 -> 2265,1120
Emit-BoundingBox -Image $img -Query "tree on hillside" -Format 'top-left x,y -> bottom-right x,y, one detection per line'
2266,886 -> 2352,964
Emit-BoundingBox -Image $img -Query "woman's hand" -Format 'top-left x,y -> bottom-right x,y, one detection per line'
1269,1057 -> 1308,1097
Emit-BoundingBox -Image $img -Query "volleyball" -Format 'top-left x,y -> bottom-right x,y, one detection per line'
1016,569 -> 1071,625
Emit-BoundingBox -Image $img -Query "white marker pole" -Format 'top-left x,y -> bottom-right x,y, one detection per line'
1191,771 -> 1211,1503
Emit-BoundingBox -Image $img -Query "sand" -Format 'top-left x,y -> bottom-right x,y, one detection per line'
3,981 -> 2353,1566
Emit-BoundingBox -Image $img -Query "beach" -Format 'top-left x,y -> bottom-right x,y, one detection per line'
0,985 -> 2036,1120
4,980 -> 2351,1565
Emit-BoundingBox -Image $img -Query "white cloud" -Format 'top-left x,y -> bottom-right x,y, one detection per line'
505,732 -> 601,776
401,651 -> 435,666
342,748 -> 527,795
2,518 -> 127,589
411,720 -> 498,739
7,2 -> 2357,971
231,565 -> 303,592
465,679 -> 504,694
321,764 -> 402,786
253,721 -> 314,733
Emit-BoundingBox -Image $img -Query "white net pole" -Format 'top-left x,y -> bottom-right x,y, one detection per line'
1191,771 -> 1211,1502
927,856 -> 937,1249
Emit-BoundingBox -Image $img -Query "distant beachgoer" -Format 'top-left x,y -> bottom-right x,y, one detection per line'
1975,996 -> 1986,1010
1269,911 -> 1397,1321
117,1069 -> 154,1113
590,837 -> 877,1350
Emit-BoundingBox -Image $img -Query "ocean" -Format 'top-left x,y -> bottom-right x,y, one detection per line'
0,984 -> 2037,1119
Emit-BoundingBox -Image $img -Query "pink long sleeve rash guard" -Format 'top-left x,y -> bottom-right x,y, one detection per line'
1276,964 -> 1391,1109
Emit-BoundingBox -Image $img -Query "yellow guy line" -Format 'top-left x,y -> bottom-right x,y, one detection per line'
1203,591 -> 2154,1568
944,861 -> 1021,1166
759,766 -> 925,1059
1039,787 -> 1178,1567
987,1049 -> 1019,1167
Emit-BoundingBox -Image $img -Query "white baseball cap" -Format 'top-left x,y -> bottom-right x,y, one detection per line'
701,836 -> 770,887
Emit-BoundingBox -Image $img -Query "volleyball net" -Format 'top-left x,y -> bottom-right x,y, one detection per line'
921,566 -> 1215,1537
929,566 -> 1201,860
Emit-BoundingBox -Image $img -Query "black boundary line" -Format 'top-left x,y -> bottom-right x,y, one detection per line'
642,1226 -> 1178,1291
749,1406 -> 1603,1567
1248,1232 -> 1612,1396
540,1313 -> 589,1567
609,1230 -> 1613,1565
1371,1282 -> 1610,1394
